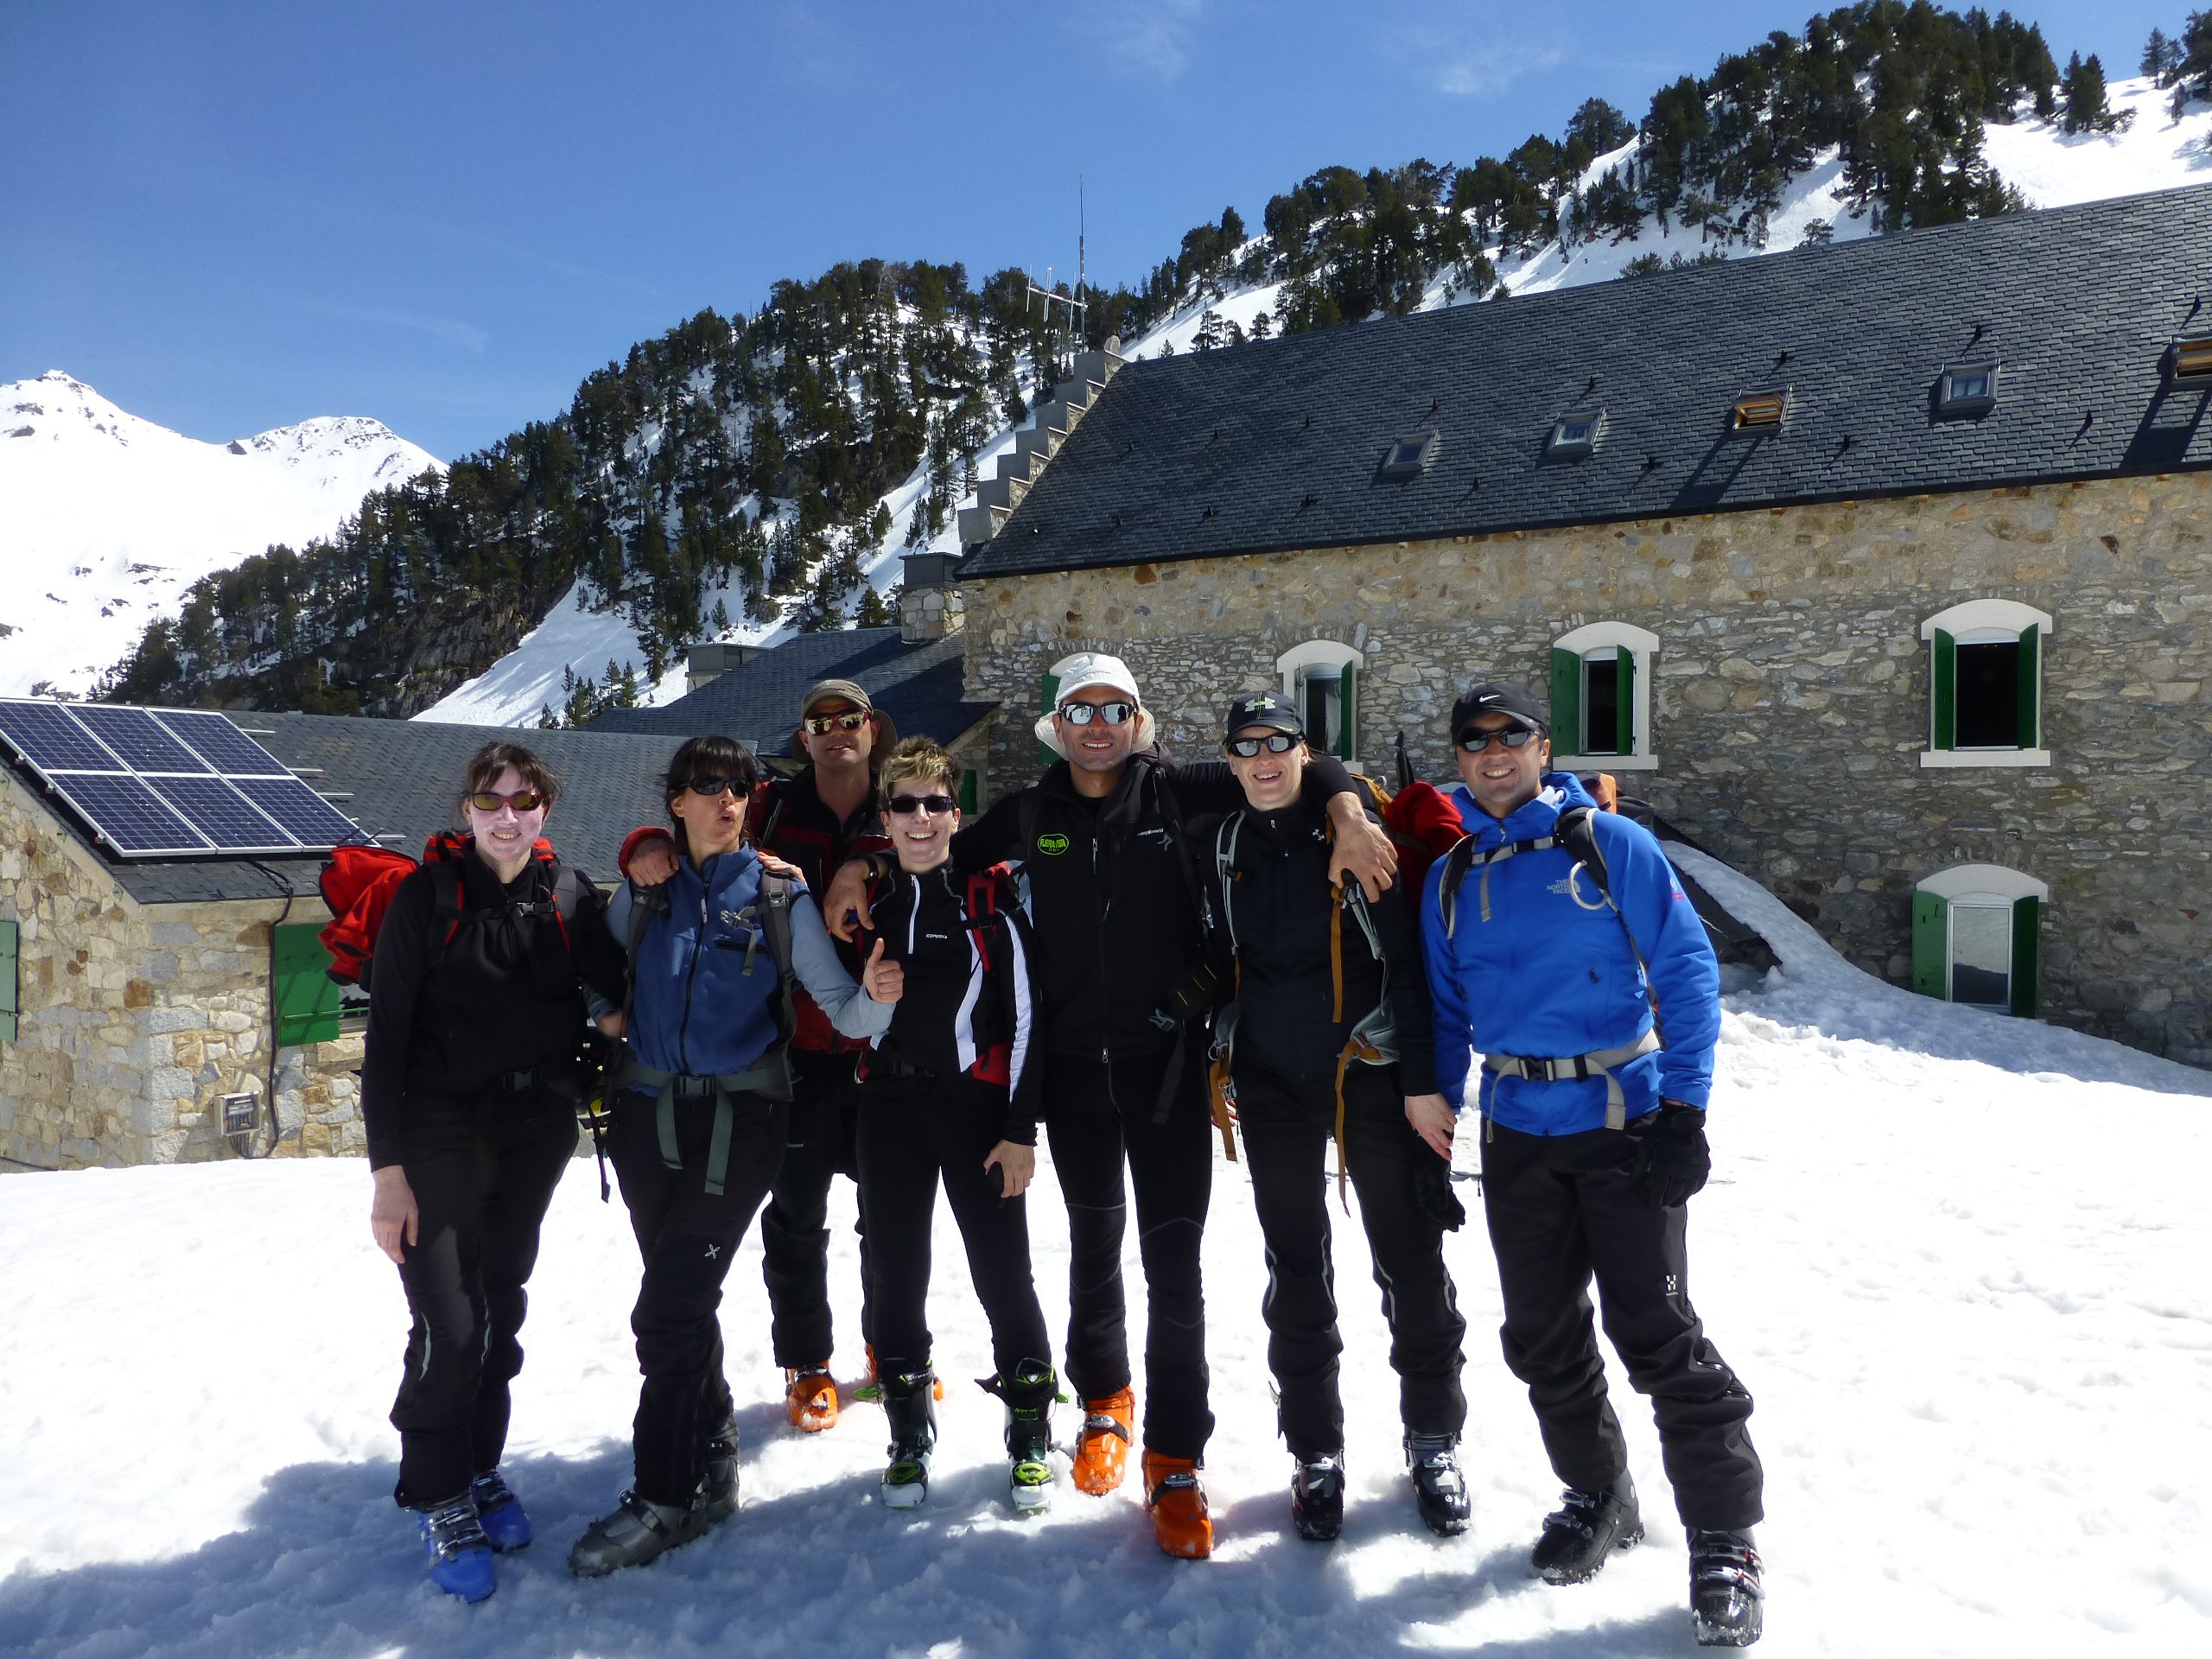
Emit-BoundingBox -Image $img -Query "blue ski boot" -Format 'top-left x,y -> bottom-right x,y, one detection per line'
469,1469 -> 531,1552
419,1492 -> 495,1602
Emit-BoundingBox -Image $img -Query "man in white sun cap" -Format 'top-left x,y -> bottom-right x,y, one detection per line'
827,647 -> 1395,1559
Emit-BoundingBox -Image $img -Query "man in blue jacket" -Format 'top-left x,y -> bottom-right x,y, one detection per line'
1421,682 -> 1765,1649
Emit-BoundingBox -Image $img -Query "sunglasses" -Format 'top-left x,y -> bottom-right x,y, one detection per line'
1224,732 -> 1301,757
1457,727 -> 1538,753
804,710 -> 869,735
467,790 -> 546,813
684,776 -> 748,798
1058,700 -> 1135,726
886,793 -> 958,817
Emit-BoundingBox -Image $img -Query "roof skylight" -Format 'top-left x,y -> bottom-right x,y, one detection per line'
1936,364 -> 1999,416
1377,432 -> 1437,480
2170,336 -> 2212,379
1730,389 -> 1789,431
1547,411 -> 1605,460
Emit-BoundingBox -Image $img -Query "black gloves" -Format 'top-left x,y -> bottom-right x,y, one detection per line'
1627,1101 -> 1710,1208
1413,1154 -> 1467,1231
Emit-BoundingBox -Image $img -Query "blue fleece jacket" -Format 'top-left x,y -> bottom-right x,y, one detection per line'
1420,772 -> 1719,1133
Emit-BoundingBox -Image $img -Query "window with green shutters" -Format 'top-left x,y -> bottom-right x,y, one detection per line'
1910,866 -> 2045,1017
0,918 -> 17,1043
1920,600 -> 2052,768
1274,641 -> 1363,766
1550,621 -> 1659,770
273,922 -> 344,1046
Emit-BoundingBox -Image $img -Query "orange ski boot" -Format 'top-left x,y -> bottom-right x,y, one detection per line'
1141,1449 -> 1213,1560
784,1366 -> 840,1433
1071,1387 -> 1135,1496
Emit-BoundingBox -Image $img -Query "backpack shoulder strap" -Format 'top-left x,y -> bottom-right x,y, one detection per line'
1436,834 -> 1478,939
759,871 -> 800,1042
1212,810 -> 1245,955
426,859 -> 465,961
1150,765 -> 1213,936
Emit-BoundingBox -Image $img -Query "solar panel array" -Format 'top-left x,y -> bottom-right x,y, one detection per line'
0,700 -> 370,858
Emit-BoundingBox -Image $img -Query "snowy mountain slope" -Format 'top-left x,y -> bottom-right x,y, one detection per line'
0,372 -> 442,698
416,77 -> 2212,731
2,871 -> 2207,1658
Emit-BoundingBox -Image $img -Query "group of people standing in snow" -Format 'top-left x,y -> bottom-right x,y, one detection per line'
359,652 -> 1769,1648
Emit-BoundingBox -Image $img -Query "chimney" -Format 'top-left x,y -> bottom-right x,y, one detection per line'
687,640 -> 770,693
899,553 -> 965,644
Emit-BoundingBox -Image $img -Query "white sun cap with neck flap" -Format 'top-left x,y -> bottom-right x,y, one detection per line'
1033,650 -> 1158,755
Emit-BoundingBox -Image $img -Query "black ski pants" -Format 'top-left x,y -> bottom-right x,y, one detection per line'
388,1088 -> 577,1510
1045,1045 -> 1214,1461
857,1071 -> 1052,1382
1478,1118 -> 1764,1531
1235,1060 -> 1467,1462
758,1048 -> 869,1369
607,1084 -> 789,1508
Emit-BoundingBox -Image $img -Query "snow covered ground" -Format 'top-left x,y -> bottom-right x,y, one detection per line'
3,865 -> 2208,1656
0,372 -> 442,699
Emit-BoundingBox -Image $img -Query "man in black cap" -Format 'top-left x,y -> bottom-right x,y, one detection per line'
1421,679 -> 1765,1649
1199,692 -> 1470,1545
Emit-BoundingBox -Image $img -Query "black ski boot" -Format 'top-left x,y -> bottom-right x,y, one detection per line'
1531,1475 -> 1644,1584
986,1366 -> 1058,1515
880,1369 -> 938,1511
1690,1528 -> 1764,1647
1404,1432 -> 1471,1536
702,1415 -> 741,1524
1289,1454 -> 1345,1541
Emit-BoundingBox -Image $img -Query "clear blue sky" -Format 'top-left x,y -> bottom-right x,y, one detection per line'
0,0 -> 2179,461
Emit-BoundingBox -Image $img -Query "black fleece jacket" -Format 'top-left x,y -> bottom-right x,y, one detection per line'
362,849 -> 627,1169
947,747 -> 1357,1065
1198,794 -> 1439,1096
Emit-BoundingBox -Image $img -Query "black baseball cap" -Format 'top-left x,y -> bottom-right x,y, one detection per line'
1451,681 -> 1548,740
1223,691 -> 1304,739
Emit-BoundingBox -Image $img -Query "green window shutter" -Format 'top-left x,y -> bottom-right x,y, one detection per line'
0,919 -> 17,1043
1549,647 -> 1581,753
1931,628 -> 1956,751
274,922 -> 343,1046
1910,892 -> 1948,999
1337,659 -> 1358,761
2009,893 -> 2041,1017
1037,671 -> 1061,766
2015,623 -> 2040,749
1616,644 -> 1637,755
958,767 -> 978,814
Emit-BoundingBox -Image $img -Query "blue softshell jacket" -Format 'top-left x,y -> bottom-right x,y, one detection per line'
613,847 -> 888,1078
1420,772 -> 1720,1134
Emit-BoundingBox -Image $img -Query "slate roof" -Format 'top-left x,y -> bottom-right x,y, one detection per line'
17,715 -> 690,906
586,627 -> 995,754
964,182 -> 2212,579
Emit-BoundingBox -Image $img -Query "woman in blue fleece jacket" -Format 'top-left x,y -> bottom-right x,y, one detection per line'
1421,681 -> 1767,1650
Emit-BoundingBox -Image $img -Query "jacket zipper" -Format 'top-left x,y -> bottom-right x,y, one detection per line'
676,853 -> 717,1073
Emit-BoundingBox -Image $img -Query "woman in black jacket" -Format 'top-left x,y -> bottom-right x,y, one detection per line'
365,741 -> 626,1604
1201,695 -> 1471,1545
853,738 -> 1056,1514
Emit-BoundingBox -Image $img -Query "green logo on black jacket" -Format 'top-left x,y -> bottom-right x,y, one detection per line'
1035,832 -> 1071,856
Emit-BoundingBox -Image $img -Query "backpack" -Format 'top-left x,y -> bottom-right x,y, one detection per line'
316,832 -> 587,991
855,863 -> 1019,1086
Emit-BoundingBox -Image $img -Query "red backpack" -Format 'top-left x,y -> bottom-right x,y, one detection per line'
317,831 -> 581,990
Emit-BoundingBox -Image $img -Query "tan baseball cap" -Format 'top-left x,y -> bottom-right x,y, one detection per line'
801,678 -> 873,716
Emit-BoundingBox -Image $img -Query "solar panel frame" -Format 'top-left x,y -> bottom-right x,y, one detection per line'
153,775 -> 301,855
0,697 -> 371,859
71,705 -> 211,774
232,776 -> 374,849
0,701 -> 125,772
41,772 -> 213,855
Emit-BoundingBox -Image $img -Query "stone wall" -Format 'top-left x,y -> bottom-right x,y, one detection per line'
957,474 -> 2212,1065
0,772 -> 364,1169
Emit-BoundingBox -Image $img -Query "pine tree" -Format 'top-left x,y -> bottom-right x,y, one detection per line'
2144,27 -> 2178,86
